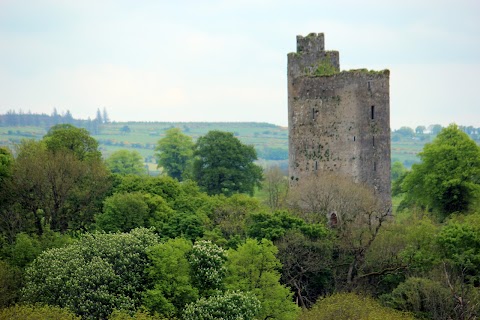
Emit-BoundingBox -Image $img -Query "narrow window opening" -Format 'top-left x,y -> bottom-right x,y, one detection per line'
315,160 -> 318,171
312,108 -> 315,120
353,136 -> 356,142
374,162 -> 376,171
371,105 -> 375,120
372,136 -> 375,146
368,81 -> 371,90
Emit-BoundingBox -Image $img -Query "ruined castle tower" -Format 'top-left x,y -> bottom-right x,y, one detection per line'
288,33 -> 391,205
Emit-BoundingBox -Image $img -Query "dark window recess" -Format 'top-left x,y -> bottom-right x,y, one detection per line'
368,81 -> 371,90
371,105 -> 375,120
372,136 -> 375,146
312,108 -> 315,120
353,136 -> 356,141
315,160 -> 318,170
374,162 -> 376,171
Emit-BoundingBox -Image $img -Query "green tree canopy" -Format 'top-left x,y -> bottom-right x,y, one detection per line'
391,161 -> 407,182
155,128 -> 194,181
188,240 -> 227,295
225,238 -> 299,320
400,124 -> 480,218
300,292 -> 415,320
106,150 -> 146,175
183,290 -> 260,320
395,126 -> 415,138
143,238 -> 198,317
95,192 -> 173,233
0,304 -> 80,320
382,277 -> 455,320
10,140 -> 111,234
43,124 -> 101,161
0,146 -> 13,183
22,228 -> 159,319
415,125 -> 426,135
193,130 -> 262,196
437,213 -> 480,284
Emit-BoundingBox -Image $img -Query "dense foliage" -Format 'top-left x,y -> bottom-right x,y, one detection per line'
22,228 -> 159,319
155,128 -> 194,181
193,130 -> 263,196
106,150 -> 146,175
1,124 -> 480,319
398,124 -> 480,219
300,292 -> 415,320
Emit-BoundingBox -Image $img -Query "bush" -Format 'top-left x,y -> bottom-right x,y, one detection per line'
300,292 -> 414,320
381,277 -> 455,320
0,304 -> 80,320
22,228 -> 159,319
183,291 -> 260,320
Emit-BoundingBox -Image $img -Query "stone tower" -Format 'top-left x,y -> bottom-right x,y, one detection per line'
288,33 -> 391,205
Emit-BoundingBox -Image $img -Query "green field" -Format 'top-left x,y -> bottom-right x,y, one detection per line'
0,122 -> 290,175
3,121 -> 466,171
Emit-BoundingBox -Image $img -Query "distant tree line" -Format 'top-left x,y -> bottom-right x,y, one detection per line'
0,108 -> 110,135
392,124 -> 480,142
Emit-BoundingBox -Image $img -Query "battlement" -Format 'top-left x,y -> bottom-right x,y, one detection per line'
297,33 -> 325,53
289,33 -> 339,78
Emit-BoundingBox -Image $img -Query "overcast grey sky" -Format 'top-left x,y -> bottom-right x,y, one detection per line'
0,0 -> 479,129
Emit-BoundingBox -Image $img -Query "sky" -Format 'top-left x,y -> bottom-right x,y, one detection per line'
0,0 -> 479,129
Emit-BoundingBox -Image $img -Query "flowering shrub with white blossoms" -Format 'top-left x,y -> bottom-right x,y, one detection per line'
188,240 -> 227,293
21,228 -> 159,319
183,290 -> 261,320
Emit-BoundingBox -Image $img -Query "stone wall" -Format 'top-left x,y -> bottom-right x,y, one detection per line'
288,33 -> 391,205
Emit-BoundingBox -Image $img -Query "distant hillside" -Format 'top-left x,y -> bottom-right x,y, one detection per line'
2,111 -> 479,172
0,115 -> 289,173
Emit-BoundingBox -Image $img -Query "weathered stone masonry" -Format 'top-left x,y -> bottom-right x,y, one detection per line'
288,33 -> 391,205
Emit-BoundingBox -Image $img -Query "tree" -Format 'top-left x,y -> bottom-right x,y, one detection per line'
108,309 -> 167,319
225,238 -> 300,320
382,277 -> 455,320
103,107 -> 110,124
183,291 -> 260,320
0,304 -> 80,320
246,210 -> 328,242
143,238 -> 198,318
120,125 -> 131,135
106,150 -> 146,175
155,128 -> 194,181
288,173 -> 391,291
262,166 -> 289,211
96,192 -> 173,233
11,140 -> 111,234
0,147 -> 13,183
437,213 -> 480,285
0,260 -> 23,307
22,228 -> 159,319
96,108 -> 103,124
275,230 -> 334,307
193,130 -> 262,196
188,240 -> 227,295
300,292 -> 414,320
391,161 -> 407,182
429,124 -> 443,135
211,194 -> 261,240
400,124 -> 480,218
64,109 -> 74,124
395,126 -> 415,138
43,124 -> 101,161
415,125 -> 426,135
